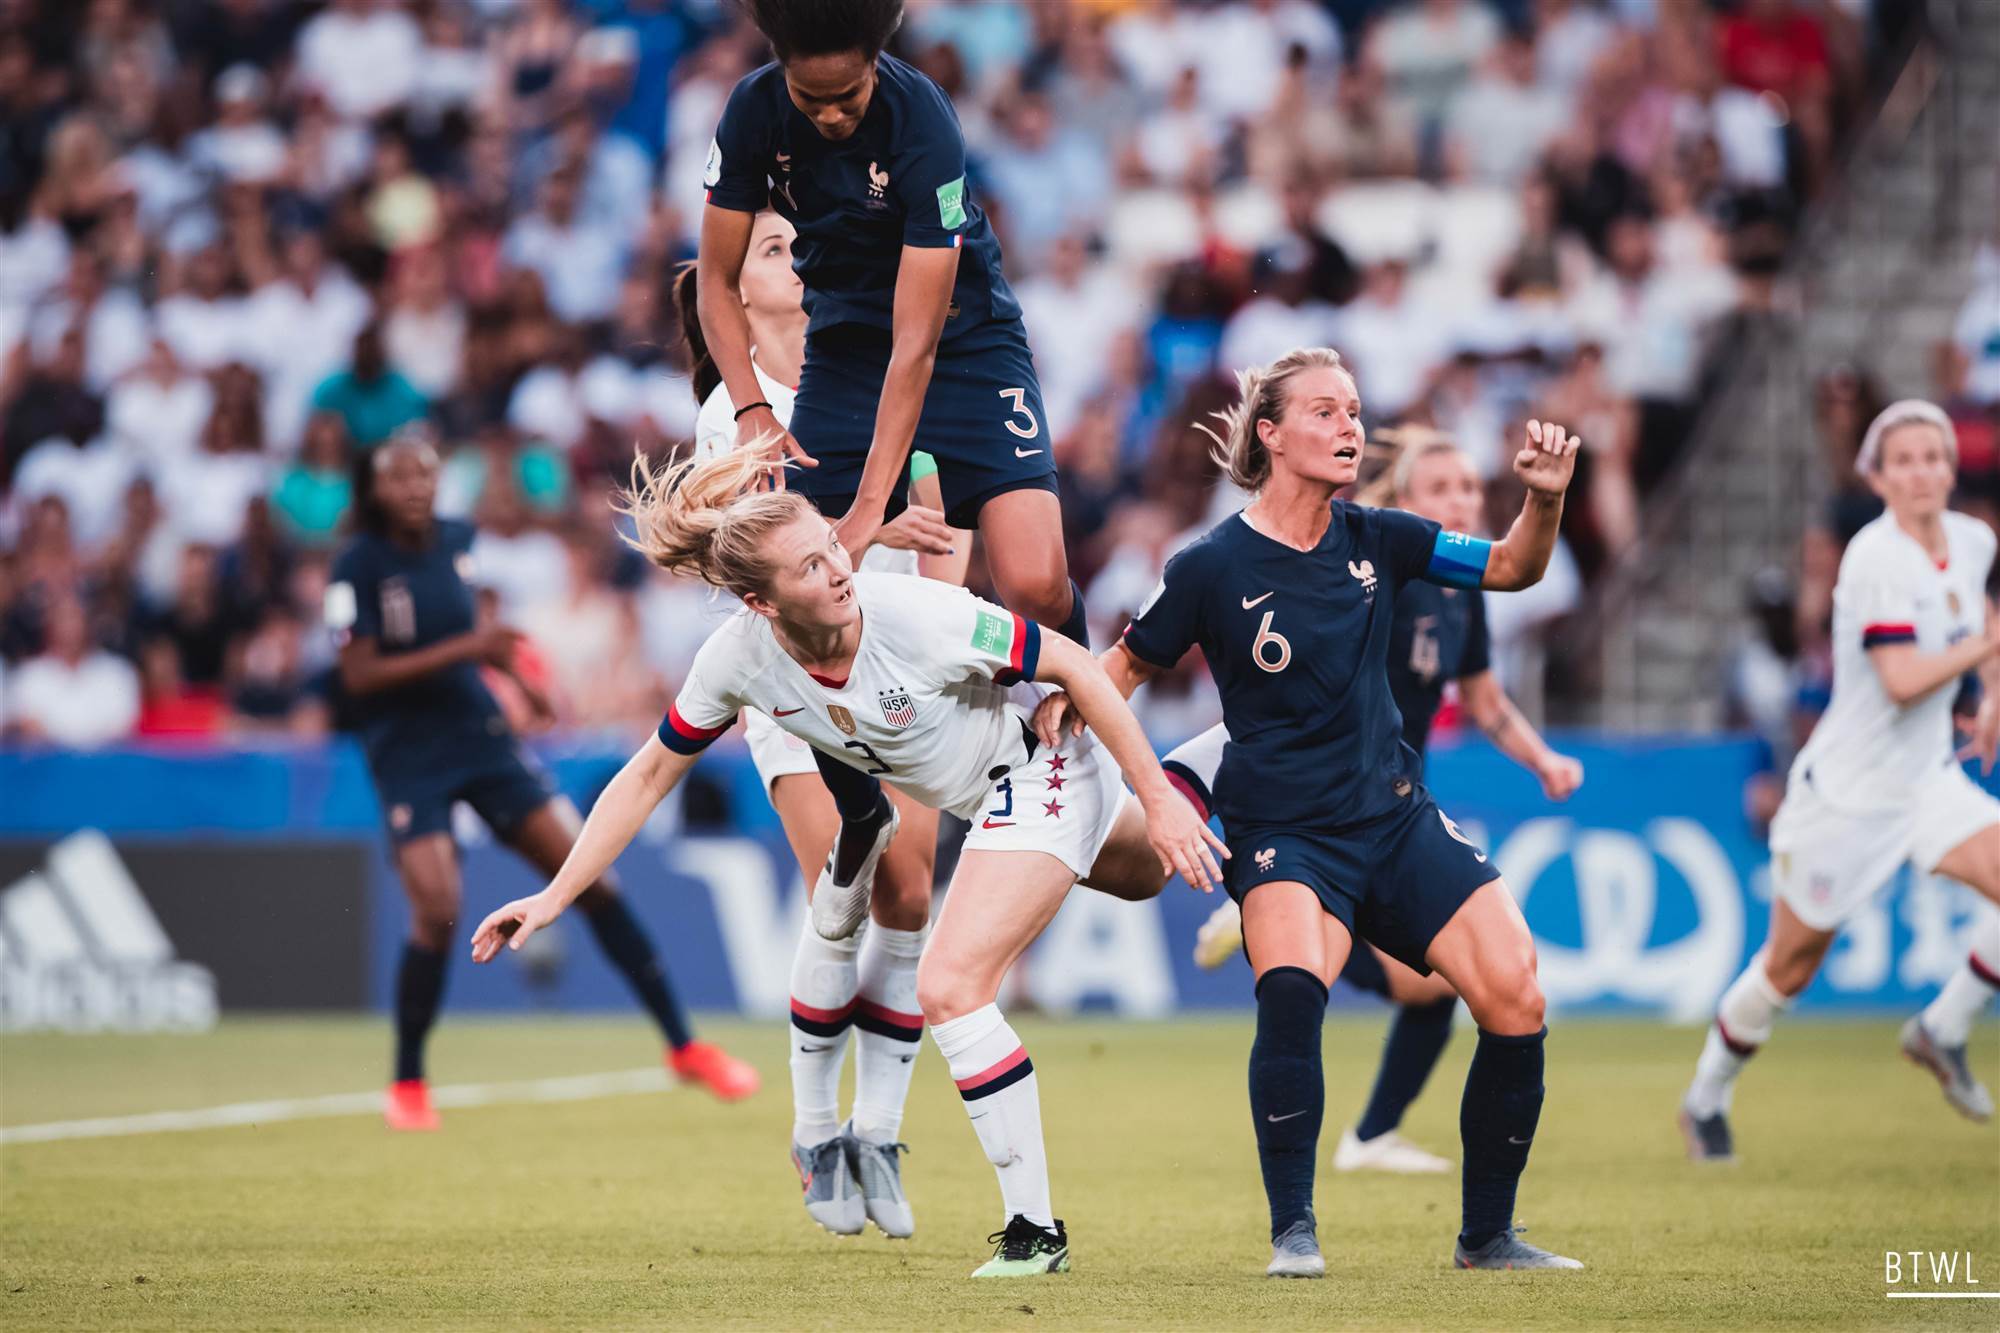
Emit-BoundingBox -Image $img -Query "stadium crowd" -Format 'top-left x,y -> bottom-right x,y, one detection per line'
0,0 -> 1926,748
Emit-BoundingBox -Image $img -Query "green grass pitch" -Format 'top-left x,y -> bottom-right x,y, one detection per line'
3,1016 -> 1996,1329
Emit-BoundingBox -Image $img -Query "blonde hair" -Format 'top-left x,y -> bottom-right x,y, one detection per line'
1856,398 -> 1957,474
1353,426 -> 1465,507
615,442 -> 818,600
1198,347 -> 1353,491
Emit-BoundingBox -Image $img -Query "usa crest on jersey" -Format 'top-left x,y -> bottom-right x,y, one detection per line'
878,689 -> 916,728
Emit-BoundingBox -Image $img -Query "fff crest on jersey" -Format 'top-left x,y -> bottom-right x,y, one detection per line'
827,704 -> 857,736
878,689 -> 916,729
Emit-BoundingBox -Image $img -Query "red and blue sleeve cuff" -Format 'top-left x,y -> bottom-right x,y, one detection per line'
996,614 -> 1041,685
1861,623 -> 1917,648
657,702 -> 734,754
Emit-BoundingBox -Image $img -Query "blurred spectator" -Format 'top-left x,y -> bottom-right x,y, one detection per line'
148,543 -> 231,687
106,338 -> 213,464
501,164 -> 626,324
1221,241 -> 1340,381
1335,260 -> 1453,422
1954,261 -> 2000,405
1446,28 -> 1569,186
294,0 -> 423,124
979,91 -> 1111,267
186,64 -> 288,187
516,529 -> 658,727
382,245 -> 466,400
1016,232 -> 1143,440
135,634 -> 226,739
4,325 -> 105,490
6,593 -> 139,747
27,248 -> 148,393
161,365 -> 272,549
1366,0 -> 1502,171
229,607 -> 328,737
490,0 -> 581,136
155,243 -> 253,372
310,322 -> 427,450
272,413 -> 355,548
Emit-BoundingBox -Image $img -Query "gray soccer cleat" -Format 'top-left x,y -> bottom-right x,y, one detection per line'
845,1125 -> 914,1238
791,1136 -> 864,1235
1900,1016 -> 1995,1122
810,803 -> 899,941
1266,1219 -> 1325,1278
1454,1226 -> 1583,1270
1678,1101 -> 1735,1162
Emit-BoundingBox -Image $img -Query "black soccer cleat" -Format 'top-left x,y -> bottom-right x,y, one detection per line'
971,1215 -> 1070,1277
1679,1102 -> 1735,1162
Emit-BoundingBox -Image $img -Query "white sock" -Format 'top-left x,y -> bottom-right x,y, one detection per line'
788,918 -> 860,1146
1161,723 -> 1228,821
852,923 -> 926,1143
1921,912 -> 2000,1047
1685,956 -> 1790,1118
930,1004 -> 1053,1230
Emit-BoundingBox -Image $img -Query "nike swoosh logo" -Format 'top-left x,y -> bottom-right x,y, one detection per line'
981,818 -> 1014,829
899,1055 -> 914,1064
1507,1135 -> 1532,1145
1014,447 -> 1043,458
798,1043 -> 833,1053
1241,592 -> 1274,609
774,707 -> 804,716
1265,1109 -> 1309,1123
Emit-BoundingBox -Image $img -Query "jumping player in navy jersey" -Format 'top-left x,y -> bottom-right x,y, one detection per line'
326,437 -> 758,1129
696,0 -> 1087,896
1179,432 -> 1585,1175
1037,349 -> 1584,1275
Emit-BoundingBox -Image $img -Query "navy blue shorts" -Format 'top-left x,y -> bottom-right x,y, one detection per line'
1225,792 -> 1501,975
791,320 -> 1059,529
370,737 -> 555,845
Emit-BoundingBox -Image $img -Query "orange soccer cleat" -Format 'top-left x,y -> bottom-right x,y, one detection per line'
668,1040 -> 761,1102
384,1078 -> 441,1131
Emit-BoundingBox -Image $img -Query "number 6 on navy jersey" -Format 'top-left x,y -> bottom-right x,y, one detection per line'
999,387 -> 1039,440
1252,609 -> 1292,673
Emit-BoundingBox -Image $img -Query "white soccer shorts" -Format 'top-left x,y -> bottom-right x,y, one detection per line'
959,726 -> 1130,879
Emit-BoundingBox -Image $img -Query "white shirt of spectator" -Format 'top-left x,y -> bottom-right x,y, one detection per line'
471,527 -> 570,620
158,449 -> 271,549
154,291 -> 255,373
1570,258 -> 1738,403
1446,71 -> 1570,185
1219,296 -> 1340,383
1786,510 -> 1996,814
1017,262 -> 1144,440
106,368 -> 214,463
295,3 -> 423,121
29,287 -> 152,392
384,300 -> 466,399
500,212 -> 627,325
186,120 -> 290,185
11,438 -> 139,552
8,650 -> 141,748
670,571 -> 1040,820
507,363 -> 589,452
0,217 -> 69,310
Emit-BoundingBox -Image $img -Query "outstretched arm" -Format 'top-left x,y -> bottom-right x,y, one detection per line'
470,735 -> 696,960
1032,641 -> 1158,745
1482,420 -> 1580,592
1458,669 -> 1582,801
1033,633 -> 1226,890
831,244 -> 960,559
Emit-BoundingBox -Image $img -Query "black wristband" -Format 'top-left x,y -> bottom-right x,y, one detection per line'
733,400 -> 773,422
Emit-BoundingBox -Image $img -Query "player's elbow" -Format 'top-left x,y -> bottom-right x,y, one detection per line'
1482,548 -> 1543,593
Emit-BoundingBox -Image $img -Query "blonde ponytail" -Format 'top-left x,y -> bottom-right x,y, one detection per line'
615,440 -> 818,599
1197,346 -> 1351,492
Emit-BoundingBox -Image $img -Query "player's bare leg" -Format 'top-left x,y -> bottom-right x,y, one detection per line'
1905,830 -> 2000,1121
386,833 -> 459,1131
917,848 -> 1076,1276
979,488 -> 1088,646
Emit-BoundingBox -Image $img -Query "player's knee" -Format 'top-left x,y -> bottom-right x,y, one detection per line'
915,955 -> 992,1025
409,906 -> 457,951
990,564 -> 1069,627
1474,967 -> 1544,1035
871,881 -> 931,933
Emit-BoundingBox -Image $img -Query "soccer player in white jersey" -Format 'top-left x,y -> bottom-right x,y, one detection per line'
672,215 -> 969,1239
1681,400 -> 2000,1159
470,446 -> 1226,1277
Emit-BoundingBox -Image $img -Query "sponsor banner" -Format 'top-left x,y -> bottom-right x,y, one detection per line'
1,739 -> 1994,1018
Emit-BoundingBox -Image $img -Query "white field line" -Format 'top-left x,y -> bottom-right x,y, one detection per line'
0,1067 -> 672,1145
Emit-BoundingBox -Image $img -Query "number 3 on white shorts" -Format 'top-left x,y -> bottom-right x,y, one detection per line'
999,387 -> 1040,440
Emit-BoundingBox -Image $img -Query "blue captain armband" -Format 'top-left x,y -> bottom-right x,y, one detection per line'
1427,531 -> 1492,589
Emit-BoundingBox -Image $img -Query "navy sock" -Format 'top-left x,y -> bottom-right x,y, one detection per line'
1053,579 -> 1089,649
583,894 -> 693,1050
393,942 -> 448,1083
1355,997 -> 1456,1142
811,747 -> 885,823
1458,1026 -> 1547,1251
1249,966 -> 1328,1241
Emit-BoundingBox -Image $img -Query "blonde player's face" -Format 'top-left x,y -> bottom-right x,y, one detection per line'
1263,365 -> 1364,487
752,512 -> 859,632
740,213 -> 802,320
1870,423 -> 1955,520
1401,449 -> 1484,534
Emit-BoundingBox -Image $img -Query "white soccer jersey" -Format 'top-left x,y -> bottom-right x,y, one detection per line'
1785,510 -> 1995,813
657,571 -> 1045,819
693,363 -> 915,577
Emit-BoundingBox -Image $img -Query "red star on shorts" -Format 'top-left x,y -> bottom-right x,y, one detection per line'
1043,798 -> 1064,818
1047,754 -> 1066,772
1046,772 -> 1066,790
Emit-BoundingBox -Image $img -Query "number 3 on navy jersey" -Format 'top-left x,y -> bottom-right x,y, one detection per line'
999,387 -> 1039,440
1252,609 -> 1291,673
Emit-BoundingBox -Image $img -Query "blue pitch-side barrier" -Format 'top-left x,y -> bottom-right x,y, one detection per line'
2,735 -> 1994,1018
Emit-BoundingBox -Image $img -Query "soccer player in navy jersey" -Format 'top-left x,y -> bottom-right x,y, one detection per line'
694,0 -> 1087,883
326,437 -> 757,1129
1041,349 -> 1585,1275
1177,432 -> 1585,1175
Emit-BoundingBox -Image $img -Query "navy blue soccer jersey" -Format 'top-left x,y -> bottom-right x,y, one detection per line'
1121,503 -> 1491,835
704,53 -> 1021,341
1386,581 -> 1490,760
325,520 -> 506,777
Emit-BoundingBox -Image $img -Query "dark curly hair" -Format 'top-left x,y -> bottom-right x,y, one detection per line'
738,0 -> 904,62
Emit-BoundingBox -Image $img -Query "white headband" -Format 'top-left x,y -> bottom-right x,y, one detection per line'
1855,398 -> 1957,474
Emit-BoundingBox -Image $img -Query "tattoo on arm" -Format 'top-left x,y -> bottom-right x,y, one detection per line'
1481,702 -> 1520,742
